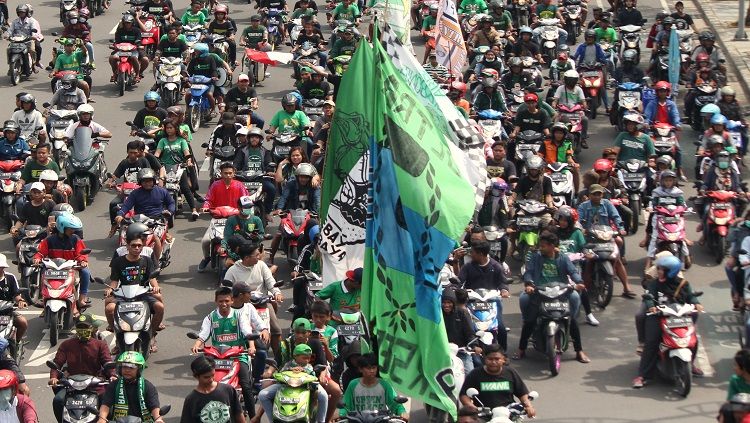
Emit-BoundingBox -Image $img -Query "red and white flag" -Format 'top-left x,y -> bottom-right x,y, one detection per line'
244,48 -> 294,66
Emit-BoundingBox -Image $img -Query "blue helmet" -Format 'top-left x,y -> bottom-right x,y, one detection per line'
194,43 -> 209,57
143,91 -> 160,103
710,114 -> 728,126
655,255 -> 682,279
56,213 -> 82,234
700,103 -> 720,117
308,225 -> 320,244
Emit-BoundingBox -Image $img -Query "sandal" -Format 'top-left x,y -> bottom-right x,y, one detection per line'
110,75 -> 116,82
621,290 -> 637,299
149,340 -> 158,353
576,352 -> 591,363
157,323 -> 166,331
135,75 -> 142,83
512,350 -> 525,360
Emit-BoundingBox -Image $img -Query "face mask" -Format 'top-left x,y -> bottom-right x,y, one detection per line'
0,388 -> 13,411
718,160 -> 730,170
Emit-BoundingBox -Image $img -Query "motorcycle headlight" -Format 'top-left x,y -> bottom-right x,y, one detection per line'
593,228 -> 613,241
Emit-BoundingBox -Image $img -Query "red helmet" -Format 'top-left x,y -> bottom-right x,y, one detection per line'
451,81 -> 467,95
524,93 -> 538,102
655,81 -> 671,91
593,158 -> 613,173
214,4 -> 228,13
0,370 -> 18,390
696,52 -> 709,63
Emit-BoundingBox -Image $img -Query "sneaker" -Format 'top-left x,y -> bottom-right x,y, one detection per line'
632,376 -> 645,389
198,257 -> 211,272
586,313 -> 600,326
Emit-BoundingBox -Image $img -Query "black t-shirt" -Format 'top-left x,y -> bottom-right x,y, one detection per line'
486,159 -> 516,180
294,0 -> 318,11
157,38 -> 188,58
224,87 -> 258,108
48,189 -> 67,205
514,109 -> 551,133
114,158 -> 152,180
0,273 -> 20,302
109,255 -> 155,287
209,20 -> 235,36
670,12 -> 693,26
511,41 -> 540,57
133,108 -> 168,130
19,200 -> 55,226
102,378 -> 160,417
297,30 -> 325,46
144,153 -> 163,173
513,175 -> 553,198
459,366 -> 529,409
143,0 -> 170,16
187,56 -> 218,78
115,26 -> 142,44
299,80 -> 332,100
180,383 -> 242,423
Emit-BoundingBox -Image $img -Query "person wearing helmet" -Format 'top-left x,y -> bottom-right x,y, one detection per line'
612,113 -> 655,163
0,369 -> 36,420
641,170 -> 690,266
185,42 -> 220,116
501,56 -> 534,91
235,127 -> 277,214
116,168 -> 176,233
38,169 -> 66,204
698,114 -> 731,158
510,26 -> 543,64
10,94 -> 46,143
552,69 -> 589,144
0,121 -> 30,162
111,13 -> 148,82
548,48 -> 574,83
11,180 -> 55,244
691,30 -> 726,76
510,92 -> 551,140
449,82 -> 471,115
62,9 -> 94,65
64,104 -> 112,141
468,15 -> 501,50
633,254 -> 703,388
142,0 -> 174,24
99,351 -> 163,423
32,213 -> 92,307
46,73 -> 87,115
474,77 -> 508,113
611,48 -> 645,125
717,86 -> 749,155
181,0 -> 208,26
48,35 -> 91,101
510,155 -> 554,218
540,122 -> 580,192
489,0 -> 513,32
471,48 -> 503,82
207,4 -> 238,67
8,4 -> 38,70
50,313 -> 115,422
132,92 -> 168,137
269,93 -> 312,138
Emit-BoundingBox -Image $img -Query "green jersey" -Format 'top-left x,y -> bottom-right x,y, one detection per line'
558,229 -> 586,255
209,309 -> 244,347
315,281 -> 361,312
332,3 -> 359,21
594,27 -> 618,44
538,256 -> 563,286
422,14 -> 436,30
158,33 -> 187,43
270,110 -> 310,135
221,214 -> 265,250
313,324 -> 339,358
292,7 -> 316,19
54,51 -> 86,74
181,10 -> 207,25
614,132 -> 655,162
458,0 -> 488,14
242,25 -> 268,48
21,160 -> 60,183
156,137 -> 189,166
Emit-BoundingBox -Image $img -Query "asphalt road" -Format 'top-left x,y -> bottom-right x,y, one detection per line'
0,0 -> 741,421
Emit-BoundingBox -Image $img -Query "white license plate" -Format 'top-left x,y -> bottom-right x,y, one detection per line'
337,324 -> 363,336
215,359 -> 233,369
141,32 -> 153,37
517,217 -> 540,226
550,173 -> 567,181
44,269 -> 69,279
583,71 -> 600,77
666,317 -> 692,328
118,302 -> 143,312
472,302 -> 492,310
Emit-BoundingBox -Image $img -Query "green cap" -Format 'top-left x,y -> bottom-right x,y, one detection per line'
292,318 -> 313,332
75,313 -> 104,328
293,343 -> 313,356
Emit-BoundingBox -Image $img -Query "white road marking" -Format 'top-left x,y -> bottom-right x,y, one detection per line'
695,334 -> 715,377
659,0 -> 670,13
595,0 -> 603,10
17,310 -> 41,316
201,158 -> 210,172
25,329 -> 55,367
19,373 -> 53,380
109,22 -> 119,35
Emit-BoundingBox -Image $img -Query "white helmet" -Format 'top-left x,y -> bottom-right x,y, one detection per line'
76,103 -> 95,117
563,69 -> 579,79
39,169 -> 59,182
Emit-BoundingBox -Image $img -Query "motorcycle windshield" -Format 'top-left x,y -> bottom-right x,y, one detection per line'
115,284 -> 150,298
291,209 -> 307,226
71,127 -> 95,163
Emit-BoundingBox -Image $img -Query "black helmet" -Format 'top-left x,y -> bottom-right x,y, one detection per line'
699,30 -> 715,41
125,222 -> 152,242
656,12 -> 668,21
122,13 -> 135,24
61,73 -> 78,91
19,93 -> 34,105
281,93 -> 297,107
585,29 -> 596,39
662,16 -> 674,25
137,168 -> 156,184
479,15 -> 492,23
53,203 -> 74,214
482,77 -> 498,89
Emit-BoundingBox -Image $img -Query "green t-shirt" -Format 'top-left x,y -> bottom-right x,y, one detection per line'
292,7 -> 316,19
156,137 -> 189,166
332,3 -> 360,21
270,110 -> 310,135
181,10 -> 207,25
458,0 -> 488,14
614,132 -> 655,162
594,27 -> 618,44
21,160 -> 61,183
221,214 -> 265,250
492,10 -> 513,30
558,229 -> 586,255
728,374 -> 750,400
54,51 -> 86,73
422,15 -> 436,30
316,281 -> 361,312
200,8 -> 209,18
340,378 -> 407,416
159,33 -> 187,43
242,25 -> 268,47
313,324 -> 339,358
535,4 -> 557,18
538,257 -> 563,286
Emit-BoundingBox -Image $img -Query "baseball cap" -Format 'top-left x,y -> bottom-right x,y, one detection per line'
346,268 -> 363,283
322,100 -> 335,107
30,182 -> 45,192
523,93 -> 538,102
239,196 -> 255,216
231,283 -> 253,297
238,73 -> 250,82
292,318 -> 313,332
0,254 -> 8,268
75,313 -> 104,328
236,126 -> 250,136
293,343 -> 313,356
589,184 -> 605,194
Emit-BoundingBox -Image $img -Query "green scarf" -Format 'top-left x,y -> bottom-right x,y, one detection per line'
113,376 -> 152,423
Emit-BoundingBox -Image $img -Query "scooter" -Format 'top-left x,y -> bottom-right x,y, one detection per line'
46,107 -> 78,167
538,18 -> 560,63
65,126 -> 108,212
183,24 -> 204,49
653,203 -> 691,266
289,18 -> 303,45
0,160 -> 23,230
690,84 -> 718,131
477,109 -> 505,144
269,130 -> 305,163
155,56 -> 182,106
703,190 -> 737,264
546,162 -> 574,207
483,225 -> 507,263
618,25 -> 642,64
561,0 -> 582,44
6,33 -> 35,86
15,225 -> 45,303
302,98 -> 326,122
616,158 -> 649,233
556,104 -> 585,154
186,74 -> 214,131
235,170 -> 271,215
164,163 -> 187,213
203,142 -> 236,183
650,123 -> 679,161
111,42 -> 138,96
513,199 -> 547,267
644,295 -> 700,397
0,301 -> 21,362
290,270 -> 324,320
466,388 -> 539,422
513,130 -> 544,174
46,361 -> 109,423
117,214 -> 172,269
264,8 -> 286,48
513,0 -> 530,28
60,0 -> 78,24
528,281 -> 573,376
271,365 -> 326,422
105,272 -> 160,361
578,62 -> 604,119
614,82 -> 643,130
338,397 -> 409,423
207,206 -> 239,282
280,209 -> 315,265
40,251 -> 90,346
138,12 -> 161,58
585,224 -> 617,309
250,291 -> 275,329
465,288 -> 506,348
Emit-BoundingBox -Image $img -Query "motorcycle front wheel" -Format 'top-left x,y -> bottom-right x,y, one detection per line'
9,59 -> 21,86
117,72 -> 126,97
591,264 -> 614,309
187,105 -> 201,132
630,198 -> 641,234
715,234 -> 727,264
673,357 -> 692,397
547,331 -> 562,376
49,310 -> 59,346
72,186 -> 87,212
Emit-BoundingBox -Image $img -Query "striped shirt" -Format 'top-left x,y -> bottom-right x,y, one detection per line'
423,62 -> 449,83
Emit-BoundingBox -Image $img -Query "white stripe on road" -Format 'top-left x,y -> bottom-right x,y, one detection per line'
695,334 -> 715,377
109,22 -> 119,35
17,310 -> 41,316
201,158 -> 210,172
595,0 -> 603,10
20,373 -> 53,380
25,329 -> 55,367
659,0 -> 670,13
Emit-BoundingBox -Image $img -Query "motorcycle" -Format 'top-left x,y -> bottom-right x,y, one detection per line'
46,361 -> 110,423
483,225 -> 507,263
338,397 -> 408,423
138,12 -> 161,58
290,270 -> 324,320
60,0 -> 78,24
155,56 -> 182,106
505,87 -> 525,115
186,74 -> 214,131
616,159 -> 648,233
513,130 -> 544,174
538,18 -> 560,63
519,56 -> 542,88
546,162 -> 574,207
6,33 -> 35,85
39,250 -> 91,346
578,62 -> 604,118
302,98 -> 326,122
644,296 -> 701,397
465,288 -> 506,348
117,214 -> 172,269
477,109 -> 505,144
270,365 -> 327,422
676,28 -> 694,78
270,130 -> 305,163
690,84 -> 718,131
207,206 -> 238,282
703,190 -> 737,264
618,25 -> 642,64
0,160 -> 23,229
650,122 -> 679,161
235,169 -> 271,215
653,46 -> 670,83
585,224 -> 617,309
183,24 -> 205,50
289,18 -> 303,44
528,282 -> 574,375
466,387 -> 539,422
0,301 -> 21,362
653,203 -> 691,266
206,33 -> 229,63
45,107 -> 77,167
512,199 -> 547,267
104,271 -> 160,360
264,8 -> 286,48
202,142 -> 235,183
15,225 -> 45,304
614,82 -> 643,130
332,54 -> 352,77
556,104 -> 585,154
513,0 -> 530,28
561,0 -> 582,44
111,42 -> 138,96
65,126 -> 108,212
164,163 -> 188,213
279,209 -> 315,265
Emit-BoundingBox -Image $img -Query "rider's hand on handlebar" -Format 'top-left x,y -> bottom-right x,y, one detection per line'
695,304 -> 705,312
48,378 -> 58,387
619,229 -> 627,236
648,306 -> 657,314
524,285 -> 535,294
32,258 -> 41,266
162,210 -> 172,217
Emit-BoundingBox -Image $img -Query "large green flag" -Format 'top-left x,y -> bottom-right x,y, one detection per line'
319,41 -> 372,283
363,38 -> 474,419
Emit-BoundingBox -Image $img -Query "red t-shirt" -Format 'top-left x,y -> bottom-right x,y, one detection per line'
655,102 -> 670,124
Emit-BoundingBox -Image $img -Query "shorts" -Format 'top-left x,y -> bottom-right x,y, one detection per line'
268,304 -> 281,336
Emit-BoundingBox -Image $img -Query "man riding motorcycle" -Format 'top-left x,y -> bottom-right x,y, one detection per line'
717,86 -> 748,155
61,10 -> 94,65
98,351 -> 163,423
691,30 -> 726,77
185,43 -> 220,117
49,37 -> 90,100
64,104 -> 112,141
539,123 -> 580,193
0,121 -> 30,161
552,69 -> 589,145
644,81 -> 684,180
11,93 -> 46,143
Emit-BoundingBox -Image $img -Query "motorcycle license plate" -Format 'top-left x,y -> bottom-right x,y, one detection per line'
244,182 -> 262,191
337,324 -> 363,336
309,280 -> 324,290
166,183 -> 179,190
141,32 -> 153,38
583,71 -> 600,77
0,316 -> 11,325
472,302 -> 492,311
623,172 -> 642,181
517,144 -> 537,151
65,399 -> 87,410
662,216 -> 679,224
594,244 -> 615,252
549,173 -> 567,182
714,203 -> 730,209
516,216 -> 540,226
276,146 -> 291,156
118,302 -> 143,312
543,300 -> 568,311
215,359 -> 233,369
305,107 -> 322,115
666,316 -> 692,328
698,96 -> 715,104
44,269 -> 68,279
654,140 -> 673,148
0,173 -> 13,179
213,218 -> 227,225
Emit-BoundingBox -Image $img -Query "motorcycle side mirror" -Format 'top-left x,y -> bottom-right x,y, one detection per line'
28,246 -> 37,253
220,280 -> 233,288
479,331 -> 494,345
80,249 -> 92,255
103,361 -> 116,371
201,143 -> 209,148
461,241 -> 469,247
10,261 -> 18,266
448,277 -> 460,285
159,405 -> 172,416
285,41 -> 292,46
528,391 -> 540,400
694,291 -> 704,297
125,121 -> 134,127
313,364 -> 327,375
82,31 -> 90,36
394,396 -> 408,404
42,102 -> 51,109
264,234 -> 273,240
642,293 -> 655,300
94,277 -> 106,285
46,360 -> 60,370
186,332 -> 200,340
693,140 -> 701,146
264,129 -> 272,134
34,125 -> 44,131
466,388 -> 480,398
273,280 -> 285,288
51,32 -> 59,36
31,29 -> 37,33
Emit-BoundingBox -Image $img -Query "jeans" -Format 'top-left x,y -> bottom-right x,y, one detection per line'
532,27 -> 568,47
259,382 -> 328,423
201,226 -> 212,259
178,171 -> 197,210
79,267 -> 91,295
457,350 -> 475,375
52,388 -> 65,423
109,196 -> 121,224
262,179 -> 276,213
239,361 -> 255,417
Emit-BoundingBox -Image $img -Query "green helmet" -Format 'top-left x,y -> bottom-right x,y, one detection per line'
117,351 -> 146,369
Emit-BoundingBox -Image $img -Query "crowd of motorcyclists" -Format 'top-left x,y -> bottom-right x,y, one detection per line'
0,0 -> 749,419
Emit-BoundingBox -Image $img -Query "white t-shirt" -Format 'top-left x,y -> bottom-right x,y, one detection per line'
554,85 -> 586,107
224,261 -> 281,296
11,110 -> 45,139
64,121 -> 108,140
